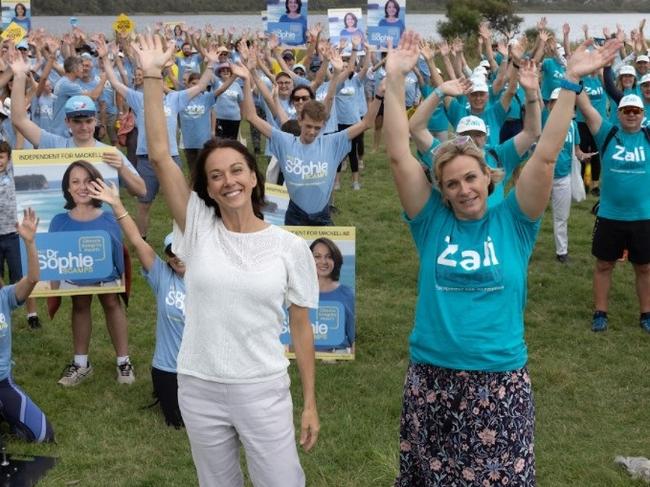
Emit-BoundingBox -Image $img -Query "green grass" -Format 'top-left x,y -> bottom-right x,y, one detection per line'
6,132 -> 650,486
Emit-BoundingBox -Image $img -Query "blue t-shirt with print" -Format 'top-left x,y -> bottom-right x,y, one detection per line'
126,88 -> 189,156
407,190 -> 540,371
553,119 -> 580,179
541,57 -> 566,101
52,77 -> 83,136
484,137 -> 526,207
316,284 -> 355,349
576,75 -> 607,123
446,98 -> 507,147
180,91 -> 214,149
269,127 -> 351,213
335,76 -> 363,125
315,81 -> 338,134
595,119 -> 650,220
33,94 -> 55,133
142,257 -> 185,372
404,71 -> 419,108
213,78 -> 243,121
75,77 -> 101,111
176,53 -> 202,87
0,285 -> 19,381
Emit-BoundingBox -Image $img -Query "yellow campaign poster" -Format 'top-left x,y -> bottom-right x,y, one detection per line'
0,20 -> 26,42
280,226 -> 357,361
112,13 -> 135,36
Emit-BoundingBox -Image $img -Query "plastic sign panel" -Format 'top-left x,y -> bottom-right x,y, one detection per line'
0,21 -> 26,42
113,13 -> 135,37
266,0 -> 309,46
367,0 -> 406,49
328,8 -> 365,55
1,0 -> 31,31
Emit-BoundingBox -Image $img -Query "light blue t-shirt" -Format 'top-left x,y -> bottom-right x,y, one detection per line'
176,53 -> 202,88
75,76 -> 101,111
0,285 -> 20,381
179,91 -> 214,149
33,94 -> 55,133
595,120 -> 650,220
52,76 -> 83,136
315,81 -> 338,134
404,71 -> 419,108
407,190 -> 540,372
335,76 -> 363,125
125,88 -> 190,156
142,257 -> 185,373
317,285 -> 355,349
269,127 -> 351,213
213,79 -> 243,121
541,57 -> 566,101
446,98 -> 507,147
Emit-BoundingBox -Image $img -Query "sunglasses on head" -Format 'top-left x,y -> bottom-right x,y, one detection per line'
619,106 -> 643,115
292,95 -> 311,102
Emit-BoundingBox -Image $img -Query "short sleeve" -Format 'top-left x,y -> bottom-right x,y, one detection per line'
405,190 -> 444,255
141,256 -> 164,294
125,88 -> 143,111
284,235 -> 318,309
38,130 -> 68,149
172,192 -> 216,261
269,127 -> 292,160
504,190 -> 541,257
331,131 -> 353,162
1,285 -> 20,310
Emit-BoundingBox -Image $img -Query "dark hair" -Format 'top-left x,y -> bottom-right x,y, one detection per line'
63,56 -> 83,74
174,24 -> 182,36
281,119 -> 301,136
14,3 -> 26,16
187,72 -> 201,84
62,160 -> 103,210
344,12 -> 358,28
285,0 -> 302,14
384,0 -> 400,18
192,138 -> 265,220
0,141 -> 11,158
310,238 -> 343,281
291,85 -> 314,101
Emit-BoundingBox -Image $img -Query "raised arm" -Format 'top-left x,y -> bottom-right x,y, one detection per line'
384,32 -> 432,218
96,39 -> 130,98
512,60 -> 542,156
8,51 -> 42,147
133,34 -> 191,232
88,179 -> 156,271
14,209 -> 39,302
516,39 -> 621,219
233,62 -> 274,139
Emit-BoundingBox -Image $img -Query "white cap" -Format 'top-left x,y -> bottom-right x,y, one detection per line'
456,115 -> 487,134
636,54 -> 650,63
618,65 -> 637,77
470,79 -> 489,93
549,87 -> 561,100
557,45 -> 565,57
618,94 -> 644,109
0,98 -> 10,117
479,59 -> 491,69
640,73 -> 650,85
473,66 -> 487,77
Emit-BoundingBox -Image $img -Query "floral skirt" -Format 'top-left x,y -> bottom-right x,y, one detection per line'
395,363 -> 536,487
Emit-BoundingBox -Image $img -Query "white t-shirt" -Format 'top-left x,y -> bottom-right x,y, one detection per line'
173,192 -> 318,383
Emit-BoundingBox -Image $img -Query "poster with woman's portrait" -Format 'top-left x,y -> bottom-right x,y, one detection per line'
1,0 -> 30,31
367,0 -> 406,49
280,227 -> 356,361
13,148 -> 125,297
328,8 -> 365,55
266,0 -> 309,46
262,183 -> 289,226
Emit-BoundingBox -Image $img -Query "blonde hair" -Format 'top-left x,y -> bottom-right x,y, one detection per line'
433,137 -> 505,196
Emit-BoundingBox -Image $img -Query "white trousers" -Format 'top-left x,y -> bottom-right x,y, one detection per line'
551,175 -> 572,256
178,373 -> 305,487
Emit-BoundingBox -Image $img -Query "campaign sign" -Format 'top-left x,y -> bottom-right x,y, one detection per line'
266,0 -> 308,45
19,230 -> 125,298
280,226 -> 356,361
13,148 -> 118,233
262,183 -> 289,226
367,0 -> 406,49
1,0 -> 30,30
328,8 -> 365,55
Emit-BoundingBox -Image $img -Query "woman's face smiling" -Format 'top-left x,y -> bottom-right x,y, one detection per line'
205,148 -> 257,214
287,0 -> 299,14
440,155 -> 490,221
312,243 -> 335,279
345,15 -> 355,28
386,1 -> 398,18
68,166 -> 94,206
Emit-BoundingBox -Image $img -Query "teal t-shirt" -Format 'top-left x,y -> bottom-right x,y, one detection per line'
595,120 -> 650,220
541,57 -> 566,101
540,114 -> 580,179
406,190 -> 541,372
446,98 -> 507,147
420,85 -> 449,132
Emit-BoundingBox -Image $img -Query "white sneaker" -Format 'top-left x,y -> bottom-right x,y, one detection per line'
352,181 -> 361,190
58,362 -> 94,387
117,360 -> 136,385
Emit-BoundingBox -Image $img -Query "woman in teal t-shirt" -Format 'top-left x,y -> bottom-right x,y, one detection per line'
384,31 -> 619,486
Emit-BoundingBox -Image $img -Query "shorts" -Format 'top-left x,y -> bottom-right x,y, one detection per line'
151,367 -> 184,428
136,155 -> 182,203
592,217 -> 650,264
0,233 -> 22,283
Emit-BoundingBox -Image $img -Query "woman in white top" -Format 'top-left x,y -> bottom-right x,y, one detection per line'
133,34 -> 320,487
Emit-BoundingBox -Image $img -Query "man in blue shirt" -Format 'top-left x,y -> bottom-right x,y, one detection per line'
577,91 -> 650,333
238,63 -> 383,225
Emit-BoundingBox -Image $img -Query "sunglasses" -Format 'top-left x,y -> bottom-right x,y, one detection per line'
292,95 -> 311,102
619,106 -> 643,115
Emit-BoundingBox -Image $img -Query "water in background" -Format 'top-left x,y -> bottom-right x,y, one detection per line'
33,13 -> 648,42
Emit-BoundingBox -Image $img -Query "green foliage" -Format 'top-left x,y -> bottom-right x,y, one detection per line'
438,0 -> 522,39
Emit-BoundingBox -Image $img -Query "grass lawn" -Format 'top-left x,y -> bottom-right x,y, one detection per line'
6,132 -> 650,486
